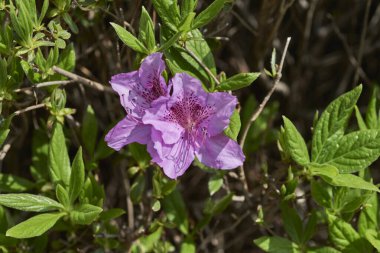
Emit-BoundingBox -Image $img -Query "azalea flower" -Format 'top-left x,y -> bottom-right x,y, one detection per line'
143,73 -> 245,179
105,52 -> 169,150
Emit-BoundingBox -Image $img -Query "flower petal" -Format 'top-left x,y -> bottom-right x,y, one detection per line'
110,71 -> 142,114
142,97 -> 184,145
105,116 -> 151,151
202,92 -> 237,136
169,73 -> 207,106
139,52 -> 166,91
195,134 -> 245,169
150,132 -> 195,179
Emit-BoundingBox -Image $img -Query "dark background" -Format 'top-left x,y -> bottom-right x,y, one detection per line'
4,0 -> 380,252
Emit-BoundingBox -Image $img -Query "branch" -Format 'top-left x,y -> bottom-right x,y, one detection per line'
52,66 -> 114,93
183,46 -> 220,89
353,0 -> 372,85
15,80 -> 75,93
238,37 -> 291,191
12,103 -> 46,116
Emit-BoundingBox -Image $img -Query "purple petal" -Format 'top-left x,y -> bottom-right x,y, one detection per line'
202,92 -> 237,136
195,134 -> 245,169
150,131 -> 195,179
110,71 -> 141,114
139,53 -> 168,98
146,128 -> 162,164
105,116 -> 151,151
169,73 -> 207,106
142,97 -> 184,145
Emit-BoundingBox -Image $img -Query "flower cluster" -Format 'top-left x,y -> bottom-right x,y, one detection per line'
105,53 -> 245,179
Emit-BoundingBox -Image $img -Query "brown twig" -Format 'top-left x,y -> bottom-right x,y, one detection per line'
183,45 -> 220,89
353,0 -> 372,85
52,66 -> 114,93
328,15 -> 370,84
120,167 -> 134,230
12,103 -> 46,116
238,37 -> 291,191
15,80 -> 75,93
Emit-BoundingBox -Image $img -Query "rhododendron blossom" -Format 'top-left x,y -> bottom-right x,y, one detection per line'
105,52 -> 169,150
143,73 -> 245,179
105,53 -> 244,179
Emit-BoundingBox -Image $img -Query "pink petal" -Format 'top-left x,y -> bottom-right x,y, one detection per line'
142,97 -> 184,145
139,52 -> 166,90
110,71 -> 141,114
202,92 -> 237,136
105,116 -> 151,151
195,134 -> 245,169
169,73 -> 207,106
152,133 -> 195,179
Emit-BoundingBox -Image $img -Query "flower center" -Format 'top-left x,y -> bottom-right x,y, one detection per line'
165,93 -> 214,132
141,73 -> 166,104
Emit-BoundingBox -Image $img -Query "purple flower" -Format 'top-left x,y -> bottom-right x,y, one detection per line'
105,52 -> 169,150
143,73 -> 245,179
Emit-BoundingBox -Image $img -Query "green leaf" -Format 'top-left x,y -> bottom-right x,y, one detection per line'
208,173 -> 224,196
62,13 -> 78,34
55,184 -> 70,208
303,211 -> 317,243
312,85 -> 362,161
57,43 -> 75,71
30,129 -> 50,182
70,204 -> 102,225
38,0 -> 49,25
81,106 -> 98,155
327,213 -> 371,252
311,179 -> 333,208
151,199 -> 161,212
366,86 -> 378,129
280,203 -> 303,244
99,208 -> 126,221
178,12 -> 196,32
0,206 -> 8,235
354,106 -> 367,130
158,30 -> 183,51
192,0 -> 225,29
0,117 -> 11,148
131,227 -> 163,252
164,29 -> 216,87
139,7 -> 156,52
69,147 -> 85,203
271,48 -> 277,76
365,229 -> 380,251
314,166 -> 380,192
224,109 -> 241,141
130,174 -> 146,204
254,236 -> 300,253
6,212 -> 65,239
49,123 -> 71,186
332,187 -> 371,214
206,192 -> 233,216
307,247 -> 340,253
110,22 -> 148,54
283,116 -> 310,166
308,163 -> 339,178
316,130 -> 380,173
152,0 -> 180,31
358,192 -> 378,236
129,143 -> 151,169
216,73 -> 260,91
181,0 -> 198,17
180,237 -> 196,253
0,173 -> 34,192
162,188 -> 189,235
0,194 -> 63,212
